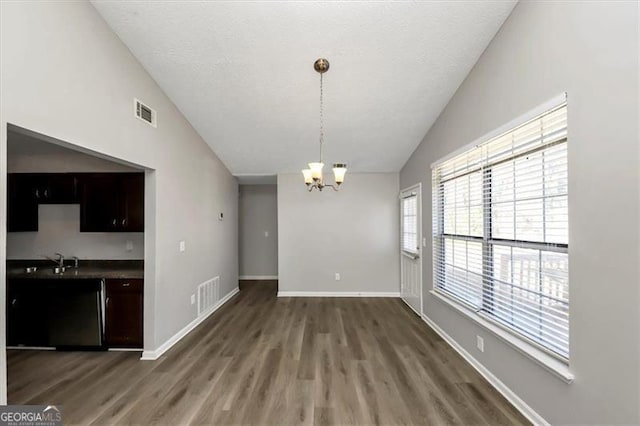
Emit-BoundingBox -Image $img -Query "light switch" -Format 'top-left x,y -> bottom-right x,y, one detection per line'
422,237 -> 427,248
264,231 -> 269,237
179,240 -> 186,252
191,294 -> 196,305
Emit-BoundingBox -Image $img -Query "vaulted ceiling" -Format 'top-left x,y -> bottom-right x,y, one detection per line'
92,1 -> 516,176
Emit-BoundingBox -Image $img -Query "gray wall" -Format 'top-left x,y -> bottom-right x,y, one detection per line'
278,173 -> 400,294
7,134 -> 144,260
0,1 -> 239,402
239,185 -> 278,278
400,1 -> 639,424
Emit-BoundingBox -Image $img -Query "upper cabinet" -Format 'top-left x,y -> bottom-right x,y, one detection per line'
7,174 -> 39,232
38,174 -> 79,204
6,172 -> 144,233
80,173 -> 144,232
7,173 -> 78,232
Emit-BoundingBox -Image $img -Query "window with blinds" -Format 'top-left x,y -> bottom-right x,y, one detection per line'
402,194 -> 418,254
432,103 -> 569,359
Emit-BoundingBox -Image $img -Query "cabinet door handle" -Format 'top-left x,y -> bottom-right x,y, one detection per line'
112,219 -> 117,227
44,189 -> 49,198
122,218 -> 127,227
35,189 -> 40,199
122,282 -> 130,287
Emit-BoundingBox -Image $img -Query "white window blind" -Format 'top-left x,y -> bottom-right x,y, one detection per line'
402,194 -> 418,254
432,103 -> 569,359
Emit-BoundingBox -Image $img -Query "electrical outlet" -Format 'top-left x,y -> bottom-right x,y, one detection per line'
126,240 -> 133,252
335,273 -> 341,281
179,240 -> 186,252
264,231 -> 269,237
191,294 -> 195,305
422,237 -> 427,247
477,335 -> 484,352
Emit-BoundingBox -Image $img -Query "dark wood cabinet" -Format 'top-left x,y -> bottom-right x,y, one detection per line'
7,175 -> 39,232
119,174 -> 145,232
7,172 -> 143,233
36,174 -> 78,204
6,279 -> 48,346
105,279 -> 143,348
80,173 -> 144,232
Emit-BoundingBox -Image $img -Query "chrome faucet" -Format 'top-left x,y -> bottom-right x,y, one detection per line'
55,253 -> 65,268
72,256 -> 80,269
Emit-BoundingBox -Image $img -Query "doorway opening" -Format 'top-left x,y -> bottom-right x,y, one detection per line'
3,124 -> 155,405
237,176 -> 278,294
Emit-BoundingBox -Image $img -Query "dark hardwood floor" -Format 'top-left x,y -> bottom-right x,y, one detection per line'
7,281 -> 529,425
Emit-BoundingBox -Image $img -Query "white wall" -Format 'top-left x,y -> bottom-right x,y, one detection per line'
0,0 -> 239,402
278,173 -> 400,295
7,130 -> 138,173
400,1 -> 639,424
7,205 -> 144,260
239,185 -> 278,278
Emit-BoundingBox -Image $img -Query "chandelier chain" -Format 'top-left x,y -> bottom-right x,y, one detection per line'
319,72 -> 324,163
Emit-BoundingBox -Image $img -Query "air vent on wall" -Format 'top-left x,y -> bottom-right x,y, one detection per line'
197,276 -> 220,317
134,98 -> 157,127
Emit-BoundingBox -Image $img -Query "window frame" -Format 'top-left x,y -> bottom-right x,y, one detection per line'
401,192 -> 420,256
431,96 -> 569,362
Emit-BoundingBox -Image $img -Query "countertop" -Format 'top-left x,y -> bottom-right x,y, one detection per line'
6,260 -> 144,280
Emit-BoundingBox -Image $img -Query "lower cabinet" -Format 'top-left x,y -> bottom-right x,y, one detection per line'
7,280 -> 48,346
105,279 -> 143,348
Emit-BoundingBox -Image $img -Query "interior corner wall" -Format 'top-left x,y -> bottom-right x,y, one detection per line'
277,173 -> 400,294
239,185 -> 278,278
399,1 -> 639,424
0,0 -> 239,393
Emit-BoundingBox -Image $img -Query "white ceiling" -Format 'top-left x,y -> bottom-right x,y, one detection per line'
92,1 -> 516,175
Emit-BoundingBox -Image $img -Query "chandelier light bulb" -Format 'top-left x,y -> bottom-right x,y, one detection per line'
308,162 -> 324,181
333,163 -> 347,185
302,169 -> 313,185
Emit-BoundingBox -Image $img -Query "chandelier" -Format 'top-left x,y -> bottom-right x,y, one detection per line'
302,58 -> 347,191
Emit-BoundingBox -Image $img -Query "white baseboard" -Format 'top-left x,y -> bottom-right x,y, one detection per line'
277,291 -> 400,298
141,287 -> 240,361
400,296 -> 421,317
239,275 -> 278,280
420,313 -> 549,426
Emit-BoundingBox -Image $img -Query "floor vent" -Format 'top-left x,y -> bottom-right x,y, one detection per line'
197,276 -> 220,316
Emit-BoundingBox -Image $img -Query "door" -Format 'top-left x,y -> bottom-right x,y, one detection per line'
119,173 -> 145,232
7,174 -> 39,232
105,279 -> 143,348
80,173 -> 120,231
79,173 -> 145,232
400,184 -> 422,315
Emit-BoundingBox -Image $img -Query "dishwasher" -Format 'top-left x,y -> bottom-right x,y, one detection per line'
47,279 -> 105,349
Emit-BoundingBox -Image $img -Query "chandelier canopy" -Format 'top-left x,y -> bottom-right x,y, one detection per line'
302,58 -> 347,191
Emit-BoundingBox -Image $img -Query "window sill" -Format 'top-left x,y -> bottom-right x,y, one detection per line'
429,289 -> 575,384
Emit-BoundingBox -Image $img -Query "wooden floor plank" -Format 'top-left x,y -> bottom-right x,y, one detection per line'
7,280 -> 530,425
